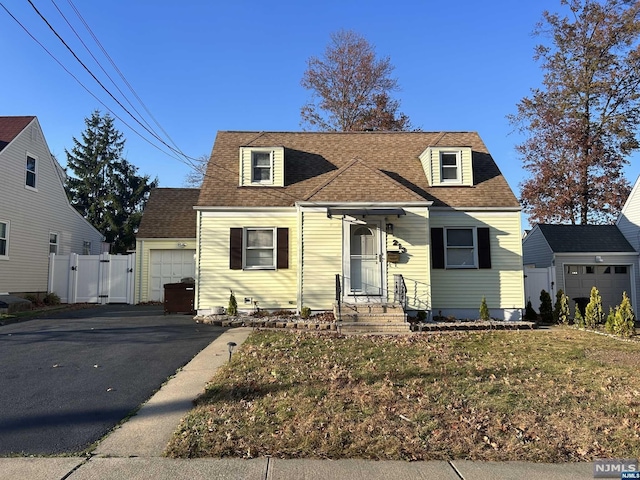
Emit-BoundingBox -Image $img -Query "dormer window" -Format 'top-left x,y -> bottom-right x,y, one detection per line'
418,146 -> 472,187
252,151 -> 272,184
440,151 -> 460,182
239,146 -> 285,187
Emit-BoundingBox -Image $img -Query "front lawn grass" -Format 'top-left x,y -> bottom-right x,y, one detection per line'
165,328 -> 640,461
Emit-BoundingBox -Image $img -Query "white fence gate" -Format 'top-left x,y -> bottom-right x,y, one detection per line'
48,253 -> 135,304
524,265 -> 555,308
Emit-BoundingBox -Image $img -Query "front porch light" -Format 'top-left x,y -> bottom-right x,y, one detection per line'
385,223 -> 394,235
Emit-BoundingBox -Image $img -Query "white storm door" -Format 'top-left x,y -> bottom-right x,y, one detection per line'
346,222 -> 382,296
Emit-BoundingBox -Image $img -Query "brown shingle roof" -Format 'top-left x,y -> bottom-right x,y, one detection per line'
197,131 -> 520,209
0,116 -> 35,152
137,188 -> 199,238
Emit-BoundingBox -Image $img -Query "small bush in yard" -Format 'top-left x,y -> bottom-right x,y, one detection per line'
605,307 -> 615,334
524,300 -> 537,321
554,289 -> 568,324
43,292 -> 60,306
574,303 -> 585,328
227,290 -> 238,316
608,292 -> 635,337
300,306 -> 311,319
584,286 -> 604,329
416,310 -> 427,322
479,296 -> 490,321
555,290 -> 570,325
539,290 -> 554,324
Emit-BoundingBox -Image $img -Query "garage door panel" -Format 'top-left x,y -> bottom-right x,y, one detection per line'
149,249 -> 196,302
564,264 -> 631,313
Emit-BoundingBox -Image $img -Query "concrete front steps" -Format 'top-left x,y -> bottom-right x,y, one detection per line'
335,302 -> 411,334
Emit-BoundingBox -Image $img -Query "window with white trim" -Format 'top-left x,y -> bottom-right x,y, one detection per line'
26,154 -> 37,188
49,232 -> 59,254
251,151 -> 272,184
445,227 -> 476,268
244,228 -> 275,269
0,221 -> 8,258
440,151 -> 460,183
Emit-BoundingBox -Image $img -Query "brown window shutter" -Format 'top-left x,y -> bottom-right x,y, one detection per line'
277,228 -> 289,269
230,228 -> 243,270
478,227 -> 492,269
431,228 -> 444,269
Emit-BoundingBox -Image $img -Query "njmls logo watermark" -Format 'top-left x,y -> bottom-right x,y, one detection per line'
593,459 -> 639,478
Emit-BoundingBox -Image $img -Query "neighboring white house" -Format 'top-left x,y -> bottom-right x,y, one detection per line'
0,116 -> 105,295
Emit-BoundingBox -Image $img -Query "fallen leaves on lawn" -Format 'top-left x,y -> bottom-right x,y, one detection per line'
166,329 -> 640,462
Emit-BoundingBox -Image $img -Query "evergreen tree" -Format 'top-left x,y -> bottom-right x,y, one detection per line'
539,289 -> 554,324
584,286 -> 604,328
65,111 -> 157,253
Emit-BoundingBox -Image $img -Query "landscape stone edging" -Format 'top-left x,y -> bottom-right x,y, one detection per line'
194,315 -> 536,332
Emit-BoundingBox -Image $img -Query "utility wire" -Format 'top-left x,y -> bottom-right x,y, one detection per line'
65,0 -> 185,156
50,0 -> 157,137
26,0 -> 198,167
1,2 -> 312,206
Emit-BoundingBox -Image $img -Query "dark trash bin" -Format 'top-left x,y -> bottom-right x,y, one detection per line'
164,282 -> 195,315
573,297 -> 589,316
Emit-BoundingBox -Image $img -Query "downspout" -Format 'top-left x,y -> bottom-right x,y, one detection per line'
296,203 -> 303,313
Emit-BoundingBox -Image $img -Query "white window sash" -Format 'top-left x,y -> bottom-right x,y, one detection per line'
244,227 -> 276,269
444,227 -> 477,268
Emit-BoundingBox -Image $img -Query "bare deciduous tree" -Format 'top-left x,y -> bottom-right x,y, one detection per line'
510,0 -> 640,224
301,30 -> 411,132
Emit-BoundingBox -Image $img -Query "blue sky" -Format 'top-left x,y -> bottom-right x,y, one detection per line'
3,0 -> 639,223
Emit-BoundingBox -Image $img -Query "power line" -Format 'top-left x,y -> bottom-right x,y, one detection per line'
64,0 -> 184,156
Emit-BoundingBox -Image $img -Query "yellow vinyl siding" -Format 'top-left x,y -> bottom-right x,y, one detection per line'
196,212 -> 297,310
300,210 -> 343,310
430,211 -> 523,309
385,208 -> 431,310
134,238 -> 196,303
239,147 -> 284,187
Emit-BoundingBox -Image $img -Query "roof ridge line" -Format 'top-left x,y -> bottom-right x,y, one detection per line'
302,157 -> 360,201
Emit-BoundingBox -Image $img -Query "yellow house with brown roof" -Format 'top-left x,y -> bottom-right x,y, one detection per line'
195,131 -> 524,323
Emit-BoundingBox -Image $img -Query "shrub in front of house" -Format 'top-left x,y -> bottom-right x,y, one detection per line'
574,303 -> 585,328
555,290 -> 570,325
479,296 -> 490,321
524,300 -> 537,321
584,286 -> 604,329
605,291 -> 635,338
228,290 -> 238,316
539,290 -> 553,324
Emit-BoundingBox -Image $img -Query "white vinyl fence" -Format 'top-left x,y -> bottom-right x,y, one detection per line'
48,253 -> 136,304
524,265 -> 555,309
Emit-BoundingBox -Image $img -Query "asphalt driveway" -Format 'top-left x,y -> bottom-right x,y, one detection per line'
0,305 -> 226,455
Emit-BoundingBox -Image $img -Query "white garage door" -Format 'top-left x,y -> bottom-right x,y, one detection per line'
150,250 -> 196,302
564,264 -> 631,313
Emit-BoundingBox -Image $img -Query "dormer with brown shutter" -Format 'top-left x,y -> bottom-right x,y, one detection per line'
419,146 -> 473,187
238,146 -> 285,187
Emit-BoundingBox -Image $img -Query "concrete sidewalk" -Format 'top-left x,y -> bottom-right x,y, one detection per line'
0,328 -> 600,479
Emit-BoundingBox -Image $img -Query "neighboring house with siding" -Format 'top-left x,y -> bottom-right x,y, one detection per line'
0,116 -> 104,295
617,175 -> 640,314
135,188 -> 198,303
522,224 -> 637,314
194,131 -> 524,322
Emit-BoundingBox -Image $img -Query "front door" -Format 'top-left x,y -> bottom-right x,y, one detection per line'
345,222 -> 383,297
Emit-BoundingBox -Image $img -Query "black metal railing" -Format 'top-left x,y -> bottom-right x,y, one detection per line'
394,274 -> 407,309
